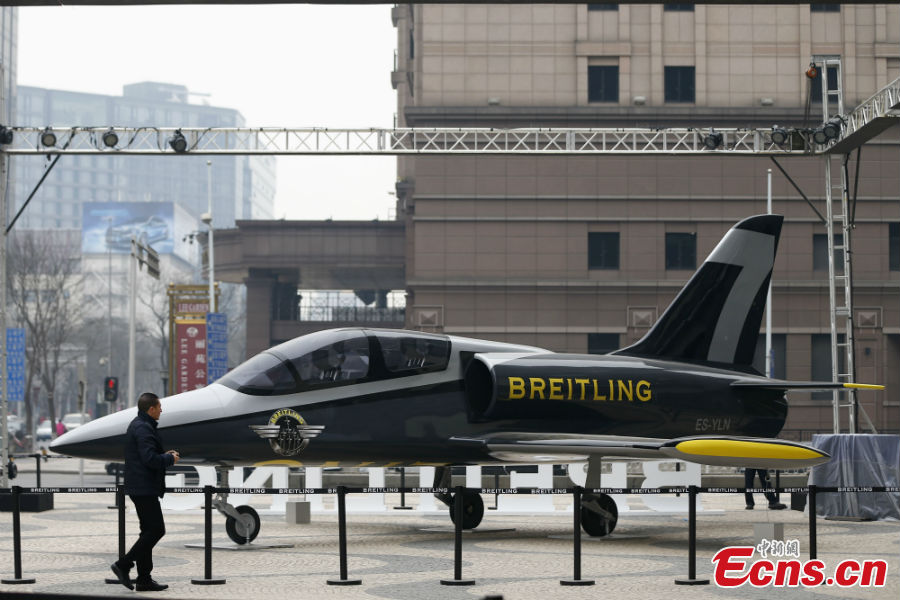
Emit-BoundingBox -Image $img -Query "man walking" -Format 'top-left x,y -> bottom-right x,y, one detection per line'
110,392 -> 179,591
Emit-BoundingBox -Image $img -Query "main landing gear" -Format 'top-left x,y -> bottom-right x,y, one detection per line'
212,466 -> 261,544
580,457 -> 618,536
433,466 -> 485,530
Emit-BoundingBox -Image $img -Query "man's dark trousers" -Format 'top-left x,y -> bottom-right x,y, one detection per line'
120,495 -> 166,581
744,468 -> 777,506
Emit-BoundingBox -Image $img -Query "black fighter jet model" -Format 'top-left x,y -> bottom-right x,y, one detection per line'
53,214 -> 882,541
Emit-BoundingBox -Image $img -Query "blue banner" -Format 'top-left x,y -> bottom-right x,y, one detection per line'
206,313 -> 228,384
6,328 -> 25,402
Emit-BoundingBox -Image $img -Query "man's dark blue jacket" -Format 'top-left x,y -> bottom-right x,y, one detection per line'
124,410 -> 174,497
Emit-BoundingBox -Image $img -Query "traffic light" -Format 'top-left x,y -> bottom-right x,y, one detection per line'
104,376 -> 119,403
145,246 -> 160,280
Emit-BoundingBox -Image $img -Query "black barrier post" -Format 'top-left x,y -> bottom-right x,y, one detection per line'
105,486 -> 127,584
394,468 -> 412,510
327,486 -> 362,585
561,486 -> 594,586
441,485 -> 475,586
775,470 -> 781,503
808,484 -> 817,560
34,455 -> 41,488
674,485 -> 709,585
191,485 -> 226,585
1,486 -> 36,584
489,472 -> 500,510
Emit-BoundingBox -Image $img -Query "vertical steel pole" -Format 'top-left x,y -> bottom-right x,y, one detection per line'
1,486 -> 35,584
561,485 -> 594,585
327,485 -> 361,585
440,485 -> 474,585
766,168 -> 773,378
127,239 -> 137,407
675,485 -> 709,585
809,485 -> 817,560
191,484 -> 225,585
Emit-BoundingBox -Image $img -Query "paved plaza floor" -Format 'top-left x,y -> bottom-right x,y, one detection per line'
0,460 -> 897,599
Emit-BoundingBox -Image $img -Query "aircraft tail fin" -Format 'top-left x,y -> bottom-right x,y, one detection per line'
613,214 -> 783,369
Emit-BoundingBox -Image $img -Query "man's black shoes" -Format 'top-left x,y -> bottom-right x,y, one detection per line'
110,563 -> 133,590
135,579 -> 169,592
769,502 -> 787,510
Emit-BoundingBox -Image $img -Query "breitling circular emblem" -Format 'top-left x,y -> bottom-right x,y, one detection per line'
266,408 -> 310,456
249,409 -> 324,456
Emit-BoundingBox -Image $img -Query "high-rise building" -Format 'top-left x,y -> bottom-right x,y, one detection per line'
391,4 -> 900,436
14,81 -> 275,230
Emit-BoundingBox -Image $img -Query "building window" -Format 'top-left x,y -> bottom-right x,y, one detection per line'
809,64 -> 839,104
810,4 -> 840,12
890,223 -> 899,271
813,233 -> 843,271
588,333 -> 620,355
752,334 -> 786,379
665,232 -> 696,270
588,3 -> 618,10
588,66 -> 619,103
811,333 -> 845,399
664,66 -> 695,103
588,232 -> 619,269
665,4 -> 695,11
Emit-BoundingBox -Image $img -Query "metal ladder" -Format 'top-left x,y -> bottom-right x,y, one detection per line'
816,56 -> 876,434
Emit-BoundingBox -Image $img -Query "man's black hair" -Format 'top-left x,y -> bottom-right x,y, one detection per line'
137,392 -> 160,413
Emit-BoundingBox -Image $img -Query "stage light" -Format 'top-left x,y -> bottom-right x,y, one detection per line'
168,129 -> 188,153
822,116 -> 843,140
812,127 -> 828,145
806,64 -> 818,80
702,131 -> 723,150
40,127 -> 57,147
0,126 -> 13,145
102,128 -> 118,147
771,126 -> 789,146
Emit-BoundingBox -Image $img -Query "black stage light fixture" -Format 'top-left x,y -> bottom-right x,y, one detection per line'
702,131 -> 723,150
168,129 -> 188,153
0,126 -> 13,145
822,116 -> 843,141
812,126 -> 829,145
40,127 -> 57,147
770,126 -> 789,146
102,128 -> 118,147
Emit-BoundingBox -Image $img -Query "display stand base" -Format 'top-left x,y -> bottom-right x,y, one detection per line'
560,578 -> 595,586
184,542 -> 293,551
191,577 -> 227,585
440,578 -> 475,586
674,577 -> 710,585
326,578 -> 362,586
1,578 -> 36,584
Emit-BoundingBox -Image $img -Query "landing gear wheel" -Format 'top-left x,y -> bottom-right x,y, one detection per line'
581,493 -> 618,537
449,490 -> 484,530
225,505 -> 260,544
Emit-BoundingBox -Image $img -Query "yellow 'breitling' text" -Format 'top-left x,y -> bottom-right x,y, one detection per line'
505,376 -> 652,402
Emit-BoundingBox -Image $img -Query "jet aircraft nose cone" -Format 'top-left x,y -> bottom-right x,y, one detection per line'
50,408 -> 137,462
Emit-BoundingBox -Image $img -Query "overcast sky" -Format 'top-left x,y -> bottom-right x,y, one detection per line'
18,4 -> 398,221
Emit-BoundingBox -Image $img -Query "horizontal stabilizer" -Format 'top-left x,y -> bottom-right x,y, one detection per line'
732,379 -> 885,392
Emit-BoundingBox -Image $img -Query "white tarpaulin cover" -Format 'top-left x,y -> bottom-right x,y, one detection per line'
809,434 -> 900,520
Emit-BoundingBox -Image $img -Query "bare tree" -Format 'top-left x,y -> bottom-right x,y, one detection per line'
7,230 -> 86,444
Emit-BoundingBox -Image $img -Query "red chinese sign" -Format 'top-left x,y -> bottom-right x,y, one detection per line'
175,319 -> 208,393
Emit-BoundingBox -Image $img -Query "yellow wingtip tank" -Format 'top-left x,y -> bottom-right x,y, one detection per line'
663,438 -> 830,469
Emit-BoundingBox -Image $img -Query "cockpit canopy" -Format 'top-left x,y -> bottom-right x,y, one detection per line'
217,328 -> 451,396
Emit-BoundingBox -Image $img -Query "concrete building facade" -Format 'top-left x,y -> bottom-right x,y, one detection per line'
390,3 -> 900,438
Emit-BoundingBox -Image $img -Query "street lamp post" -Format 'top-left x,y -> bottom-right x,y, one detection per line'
204,160 -> 214,313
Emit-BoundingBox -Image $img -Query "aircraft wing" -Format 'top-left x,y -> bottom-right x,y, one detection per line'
451,432 -> 830,470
